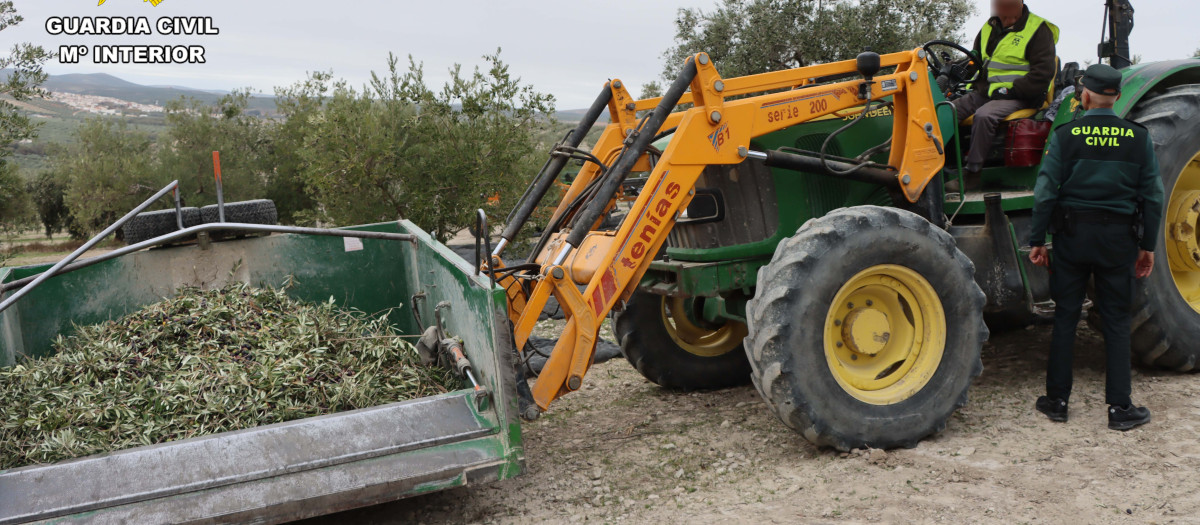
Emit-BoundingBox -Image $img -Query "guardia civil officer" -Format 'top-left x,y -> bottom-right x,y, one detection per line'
1027,64 -> 1164,431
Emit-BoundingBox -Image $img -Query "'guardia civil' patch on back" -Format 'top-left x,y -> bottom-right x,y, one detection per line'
1070,125 -> 1136,147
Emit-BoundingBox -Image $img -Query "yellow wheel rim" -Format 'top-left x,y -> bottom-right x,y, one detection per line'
823,264 -> 946,405
661,297 -> 747,357
1165,152 -> 1200,314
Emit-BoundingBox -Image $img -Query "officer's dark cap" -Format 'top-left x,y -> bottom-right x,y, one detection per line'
1081,64 -> 1122,96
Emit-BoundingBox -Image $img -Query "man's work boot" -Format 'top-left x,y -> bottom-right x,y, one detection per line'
944,175 -> 962,193
944,169 -> 982,193
1036,396 -> 1069,422
1108,404 -> 1151,431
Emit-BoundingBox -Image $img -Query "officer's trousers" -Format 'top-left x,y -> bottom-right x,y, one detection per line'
1047,222 -> 1138,407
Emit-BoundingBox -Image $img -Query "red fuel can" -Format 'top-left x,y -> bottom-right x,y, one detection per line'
1005,119 -> 1053,168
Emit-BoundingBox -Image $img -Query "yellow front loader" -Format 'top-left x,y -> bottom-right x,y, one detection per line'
486,47 -> 981,450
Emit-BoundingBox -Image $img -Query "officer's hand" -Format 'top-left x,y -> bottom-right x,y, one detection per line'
1136,250 -> 1155,279
992,88 -> 1014,100
1029,246 -> 1049,268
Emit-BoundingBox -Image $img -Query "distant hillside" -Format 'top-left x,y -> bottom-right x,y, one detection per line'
2,70 -> 276,114
556,107 -> 611,124
3,69 -> 627,123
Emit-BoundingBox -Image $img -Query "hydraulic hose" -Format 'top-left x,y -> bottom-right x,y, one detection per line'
564,57 -> 698,248
498,83 -> 612,251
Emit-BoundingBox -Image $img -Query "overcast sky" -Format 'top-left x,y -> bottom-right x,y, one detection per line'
6,1 -> 1199,109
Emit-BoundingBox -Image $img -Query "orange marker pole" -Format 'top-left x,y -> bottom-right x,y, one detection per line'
212,151 -> 225,222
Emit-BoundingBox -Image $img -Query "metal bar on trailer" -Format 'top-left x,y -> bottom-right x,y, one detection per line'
0,180 -> 180,314
0,223 -> 417,298
173,186 -> 184,230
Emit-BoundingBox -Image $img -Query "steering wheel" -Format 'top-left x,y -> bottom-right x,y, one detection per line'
922,40 -> 982,99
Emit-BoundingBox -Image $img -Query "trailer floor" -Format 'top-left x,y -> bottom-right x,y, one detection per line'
300,319 -> 1200,524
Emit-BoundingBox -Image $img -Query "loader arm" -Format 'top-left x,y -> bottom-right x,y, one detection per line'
497,49 -> 946,412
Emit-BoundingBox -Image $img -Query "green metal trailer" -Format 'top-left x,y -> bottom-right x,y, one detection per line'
0,221 -> 523,524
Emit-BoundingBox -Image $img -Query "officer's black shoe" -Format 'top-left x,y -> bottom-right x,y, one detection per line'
1108,404 -> 1151,431
1036,396 -> 1069,422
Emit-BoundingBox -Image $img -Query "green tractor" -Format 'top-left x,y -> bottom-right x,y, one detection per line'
609,4 -> 1200,449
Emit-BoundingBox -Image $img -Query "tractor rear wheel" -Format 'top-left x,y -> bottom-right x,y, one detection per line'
745,206 -> 987,450
615,291 -> 751,390
1086,84 -> 1200,371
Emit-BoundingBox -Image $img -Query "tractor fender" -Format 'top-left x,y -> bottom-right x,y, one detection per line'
1053,59 -> 1200,127
1114,59 -> 1200,117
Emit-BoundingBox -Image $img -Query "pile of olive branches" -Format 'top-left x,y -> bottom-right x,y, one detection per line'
0,282 -> 456,469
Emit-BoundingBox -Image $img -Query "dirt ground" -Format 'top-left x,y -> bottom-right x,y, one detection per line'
5,247 -> 115,267
304,316 -> 1200,525
1,230 -> 117,268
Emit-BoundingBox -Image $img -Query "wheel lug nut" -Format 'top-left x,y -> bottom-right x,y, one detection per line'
847,302 -> 854,309
836,342 -> 843,348
866,300 -> 873,306
851,354 -> 858,360
834,319 -> 841,326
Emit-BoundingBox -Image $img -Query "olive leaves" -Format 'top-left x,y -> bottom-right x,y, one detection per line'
0,282 -> 456,469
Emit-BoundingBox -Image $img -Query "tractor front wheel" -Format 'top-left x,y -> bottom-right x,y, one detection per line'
745,206 -> 987,451
615,291 -> 751,390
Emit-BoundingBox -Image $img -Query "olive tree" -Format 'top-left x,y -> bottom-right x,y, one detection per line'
0,1 -> 52,150
0,1 -> 53,251
27,170 -> 68,238
159,91 -> 270,207
662,0 -> 974,79
56,119 -> 160,236
290,51 -> 554,241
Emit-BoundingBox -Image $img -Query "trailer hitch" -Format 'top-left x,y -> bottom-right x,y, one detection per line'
415,302 -> 491,412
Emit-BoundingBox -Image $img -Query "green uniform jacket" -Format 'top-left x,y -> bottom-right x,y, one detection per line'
1029,108 -> 1165,252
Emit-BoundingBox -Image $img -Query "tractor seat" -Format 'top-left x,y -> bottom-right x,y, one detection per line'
962,57 -> 1060,126
960,98 -> 1047,126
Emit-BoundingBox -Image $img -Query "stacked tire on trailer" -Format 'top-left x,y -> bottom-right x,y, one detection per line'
120,199 -> 279,246
121,207 -> 203,246
198,199 -> 278,226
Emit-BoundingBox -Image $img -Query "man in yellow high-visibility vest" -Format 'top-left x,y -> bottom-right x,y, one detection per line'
950,0 -> 1058,191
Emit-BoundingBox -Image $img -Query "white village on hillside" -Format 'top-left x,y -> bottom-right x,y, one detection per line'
48,91 -> 162,116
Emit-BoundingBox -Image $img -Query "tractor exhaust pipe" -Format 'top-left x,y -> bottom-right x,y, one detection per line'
1100,0 -> 1135,69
